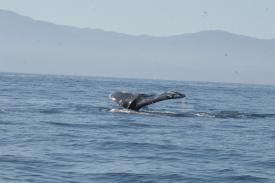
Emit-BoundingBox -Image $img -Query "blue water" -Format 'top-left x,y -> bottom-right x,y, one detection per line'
1,72 -> 275,183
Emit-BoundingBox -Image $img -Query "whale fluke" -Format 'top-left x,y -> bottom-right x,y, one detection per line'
109,91 -> 185,111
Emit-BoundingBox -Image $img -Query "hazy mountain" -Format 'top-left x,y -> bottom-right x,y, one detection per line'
1,9 -> 275,85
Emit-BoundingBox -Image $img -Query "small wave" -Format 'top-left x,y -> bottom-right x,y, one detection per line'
91,173 -> 185,182
71,104 -> 109,113
225,175 -> 269,182
45,121 -> 92,129
99,141 -> 180,151
109,108 -> 275,119
39,105 -> 110,115
211,111 -> 275,119
110,108 -> 187,117
39,108 -> 64,114
146,110 -> 178,115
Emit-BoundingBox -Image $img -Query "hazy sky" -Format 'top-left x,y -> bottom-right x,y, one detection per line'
0,0 -> 275,38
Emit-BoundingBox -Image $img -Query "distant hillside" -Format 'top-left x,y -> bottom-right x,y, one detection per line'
1,9 -> 275,85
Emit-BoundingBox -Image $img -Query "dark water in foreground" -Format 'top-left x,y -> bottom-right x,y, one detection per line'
0,72 -> 275,183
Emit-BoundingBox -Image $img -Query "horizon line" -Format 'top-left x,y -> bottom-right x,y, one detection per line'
1,70 -> 274,87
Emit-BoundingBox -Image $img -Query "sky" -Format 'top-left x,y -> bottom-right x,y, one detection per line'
0,0 -> 275,39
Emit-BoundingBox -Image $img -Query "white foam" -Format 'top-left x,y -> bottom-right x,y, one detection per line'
109,108 -> 135,114
195,112 -> 214,118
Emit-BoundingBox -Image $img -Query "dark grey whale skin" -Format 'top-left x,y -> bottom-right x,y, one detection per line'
109,91 -> 185,111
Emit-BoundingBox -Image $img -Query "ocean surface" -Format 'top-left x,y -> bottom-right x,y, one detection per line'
1,72 -> 275,183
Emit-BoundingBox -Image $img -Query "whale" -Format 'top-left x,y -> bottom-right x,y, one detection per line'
109,91 -> 185,111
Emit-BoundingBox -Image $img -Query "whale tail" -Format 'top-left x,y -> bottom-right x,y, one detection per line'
110,91 -> 185,111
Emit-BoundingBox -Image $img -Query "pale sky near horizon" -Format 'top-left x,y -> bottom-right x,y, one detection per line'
0,0 -> 275,39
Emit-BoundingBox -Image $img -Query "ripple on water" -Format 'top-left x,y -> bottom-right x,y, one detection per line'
1,73 -> 275,183
109,108 -> 275,119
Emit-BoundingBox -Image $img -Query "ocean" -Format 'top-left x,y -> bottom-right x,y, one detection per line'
0,72 -> 275,183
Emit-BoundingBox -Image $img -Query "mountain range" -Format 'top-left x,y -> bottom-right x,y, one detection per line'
1,9 -> 275,85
